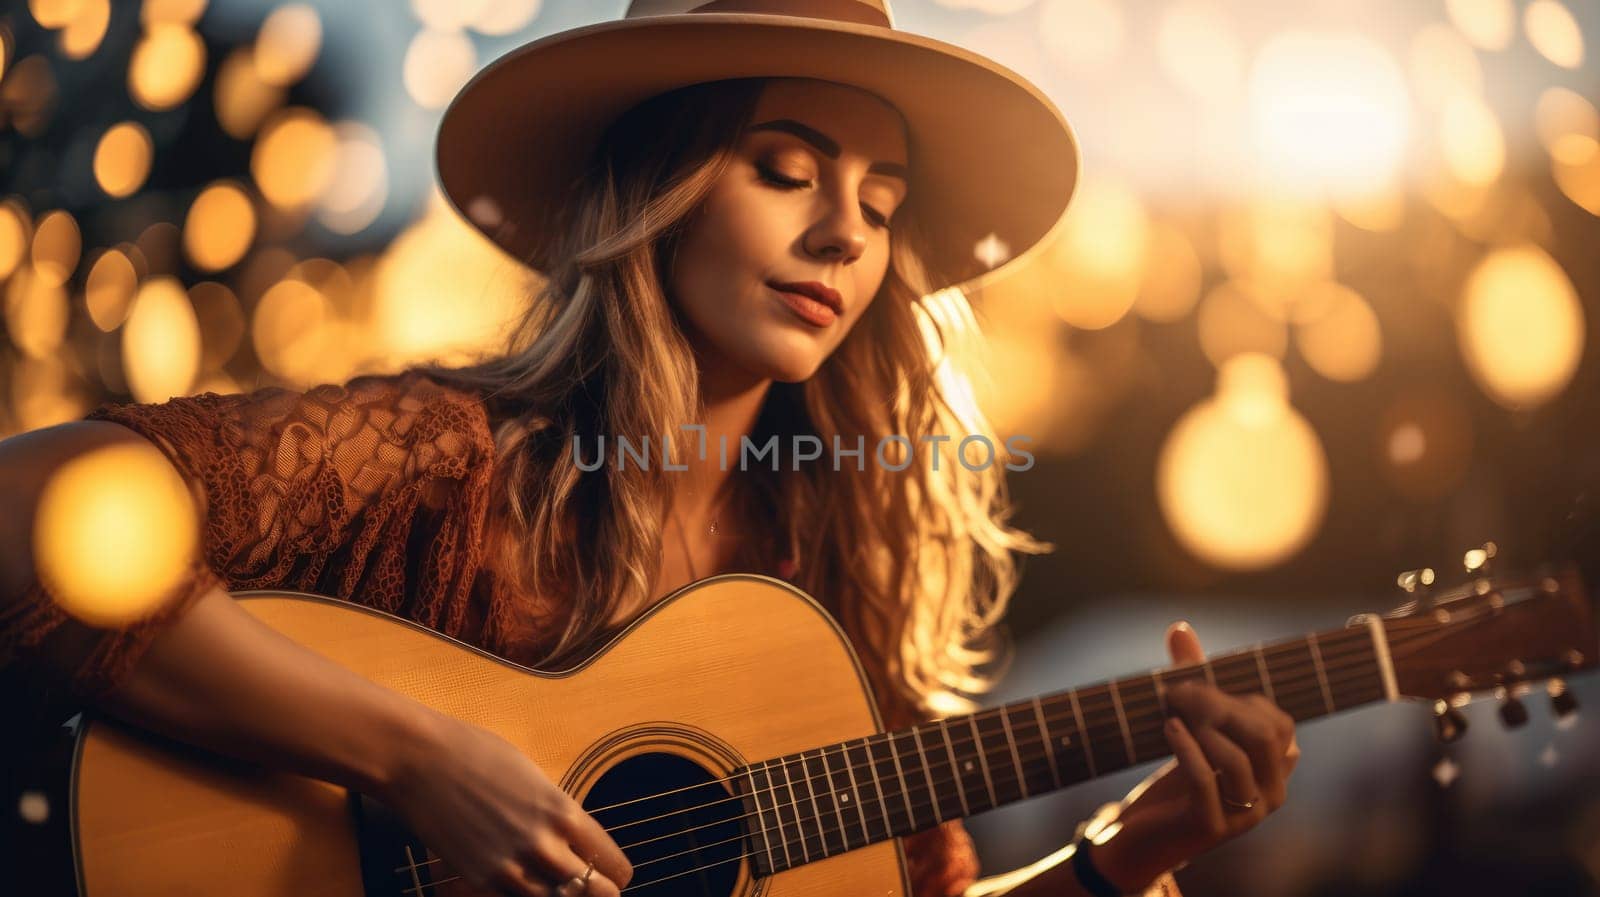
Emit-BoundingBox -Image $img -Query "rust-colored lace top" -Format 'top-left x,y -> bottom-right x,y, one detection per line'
1,369 -> 979,897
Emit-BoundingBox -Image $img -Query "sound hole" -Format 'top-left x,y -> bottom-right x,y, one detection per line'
584,753 -> 747,896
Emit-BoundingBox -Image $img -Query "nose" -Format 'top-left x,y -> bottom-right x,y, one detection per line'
803,196 -> 870,265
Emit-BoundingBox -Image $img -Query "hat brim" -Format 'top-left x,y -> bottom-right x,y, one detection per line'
435,12 -> 1080,294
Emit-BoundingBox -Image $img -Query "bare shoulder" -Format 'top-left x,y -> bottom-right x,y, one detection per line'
0,420 -> 163,494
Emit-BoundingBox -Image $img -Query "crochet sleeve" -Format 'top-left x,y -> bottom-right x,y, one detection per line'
0,371 -> 495,701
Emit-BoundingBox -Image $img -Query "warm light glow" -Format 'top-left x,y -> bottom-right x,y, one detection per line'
1133,222 -> 1202,323
1217,200 -> 1333,315
1046,176 -> 1147,330
1156,1 -> 1243,101
252,276 -> 334,385
9,355 -> 91,433
1378,388 -> 1474,502
1408,24 -> 1481,109
3,55 -> 57,137
319,122 -> 388,235
1158,354 -> 1328,570
4,266 -> 69,358
183,181 -> 257,271
403,29 -> 477,110
141,0 -> 206,26
251,107 -> 336,209
1249,32 -> 1409,196
1293,282 -> 1382,382
1439,92 -> 1504,186
128,23 -> 205,111
93,121 -> 153,198
1457,245 -> 1584,410
86,248 -> 137,331
374,197 -> 529,365
59,0 -> 109,59
32,442 -> 201,627
468,0 -> 542,35
1334,182 -> 1406,232
28,0 -> 85,29
254,4 -> 321,87
1552,136 -> 1600,214
1039,0 -> 1124,73
1197,281 -> 1286,365
30,209 -> 79,287
1535,87 -> 1598,154
413,0 -> 493,32
1445,0 -> 1515,51
0,200 -> 29,280
215,47 -> 285,139
1524,0 -> 1584,69
123,277 -> 202,402
190,281 -> 247,369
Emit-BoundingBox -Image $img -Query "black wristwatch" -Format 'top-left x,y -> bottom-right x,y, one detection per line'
1070,835 -> 1128,897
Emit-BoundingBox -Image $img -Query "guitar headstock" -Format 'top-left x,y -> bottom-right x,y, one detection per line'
1375,544 -> 1595,739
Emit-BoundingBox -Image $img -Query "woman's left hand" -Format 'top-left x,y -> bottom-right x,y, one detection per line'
1091,621 -> 1300,893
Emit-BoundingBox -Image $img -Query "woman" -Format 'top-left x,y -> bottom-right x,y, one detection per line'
0,3 -> 1297,896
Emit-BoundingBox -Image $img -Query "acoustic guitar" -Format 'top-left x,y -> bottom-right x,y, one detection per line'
29,555 -> 1599,896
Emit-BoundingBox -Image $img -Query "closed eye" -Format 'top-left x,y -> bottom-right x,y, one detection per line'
757,164 -> 893,231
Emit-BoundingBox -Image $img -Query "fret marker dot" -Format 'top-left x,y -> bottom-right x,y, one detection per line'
963,761 -> 975,773
840,794 -> 850,803
1060,737 -> 1071,747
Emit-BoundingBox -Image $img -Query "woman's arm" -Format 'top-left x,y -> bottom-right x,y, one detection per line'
1,421 -> 632,896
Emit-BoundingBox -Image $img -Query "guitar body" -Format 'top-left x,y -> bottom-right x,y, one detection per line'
68,574 -> 911,897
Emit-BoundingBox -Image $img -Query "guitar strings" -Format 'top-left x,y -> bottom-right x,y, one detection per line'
396,634 -> 1392,890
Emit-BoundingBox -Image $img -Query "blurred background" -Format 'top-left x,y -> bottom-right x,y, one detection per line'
2,0 -> 1599,894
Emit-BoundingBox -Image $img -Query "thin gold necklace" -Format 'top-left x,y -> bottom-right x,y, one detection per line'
670,489 -> 729,580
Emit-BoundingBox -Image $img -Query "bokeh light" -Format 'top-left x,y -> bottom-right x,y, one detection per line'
59,0 -> 110,59
142,0 -> 207,26
190,281 -> 246,369
28,0 -> 86,30
1408,23 -> 1481,109
1197,280 -> 1286,365
183,180 -> 257,271
1157,353 -> 1328,570
254,4 -> 321,87
1133,222 -> 1203,323
318,121 -> 389,235
4,266 -> 70,358
1156,1 -> 1243,102
403,28 -> 477,110
250,107 -> 336,209
1445,0 -> 1515,51
468,0 -> 542,36
215,47 -> 285,139
1249,32 -> 1409,196
1524,0 -> 1584,70
32,441 -> 201,627
1293,281 -> 1382,382
1046,175 -> 1148,330
1456,244 -> 1584,410
413,0 -> 493,33
0,200 -> 30,280
30,209 -> 80,287
128,23 -> 205,111
1439,92 -> 1505,186
123,276 -> 202,402
1378,387 -> 1475,503
92,121 -> 153,198
85,248 -> 138,331
9,354 -> 92,432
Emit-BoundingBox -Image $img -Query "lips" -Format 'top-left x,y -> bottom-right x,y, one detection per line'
768,281 -> 843,315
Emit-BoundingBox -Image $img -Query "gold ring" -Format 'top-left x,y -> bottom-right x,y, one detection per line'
1221,794 -> 1258,812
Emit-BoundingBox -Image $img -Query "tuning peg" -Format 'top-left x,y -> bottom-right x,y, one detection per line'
1433,699 -> 1469,742
1463,542 -> 1497,576
1498,693 -> 1529,729
1549,679 -> 1579,727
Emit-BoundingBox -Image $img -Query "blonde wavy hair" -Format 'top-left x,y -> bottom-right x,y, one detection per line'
422,78 -> 1050,726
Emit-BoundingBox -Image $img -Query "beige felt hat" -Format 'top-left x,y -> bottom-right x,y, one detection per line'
435,0 -> 1080,294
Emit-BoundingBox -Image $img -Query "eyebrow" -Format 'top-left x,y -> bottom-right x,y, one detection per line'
748,118 -> 909,182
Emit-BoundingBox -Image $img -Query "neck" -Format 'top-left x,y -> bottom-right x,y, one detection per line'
680,350 -> 772,514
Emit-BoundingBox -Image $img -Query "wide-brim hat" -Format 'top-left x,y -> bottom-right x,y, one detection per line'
435,0 -> 1080,295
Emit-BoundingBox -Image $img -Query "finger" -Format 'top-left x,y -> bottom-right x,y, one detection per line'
554,801 -> 633,889
1193,725 -> 1259,817
1166,621 -> 1205,665
490,856 -> 550,897
1164,716 -> 1225,836
1285,732 -> 1302,774
1218,701 -> 1286,809
552,847 -> 621,897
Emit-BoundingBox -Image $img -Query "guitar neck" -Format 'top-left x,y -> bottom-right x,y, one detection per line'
742,620 -> 1393,874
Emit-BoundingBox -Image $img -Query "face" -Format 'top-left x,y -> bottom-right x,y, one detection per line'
667,78 -> 911,385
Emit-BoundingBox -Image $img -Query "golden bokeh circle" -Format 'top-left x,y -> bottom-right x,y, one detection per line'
128,23 -> 205,111
183,181 -> 257,271
93,121 -> 153,198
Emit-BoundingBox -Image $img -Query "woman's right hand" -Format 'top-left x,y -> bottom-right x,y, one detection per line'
380,710 -> 634,897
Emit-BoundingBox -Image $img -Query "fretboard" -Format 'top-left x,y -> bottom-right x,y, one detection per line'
738,623 -> 1390,875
